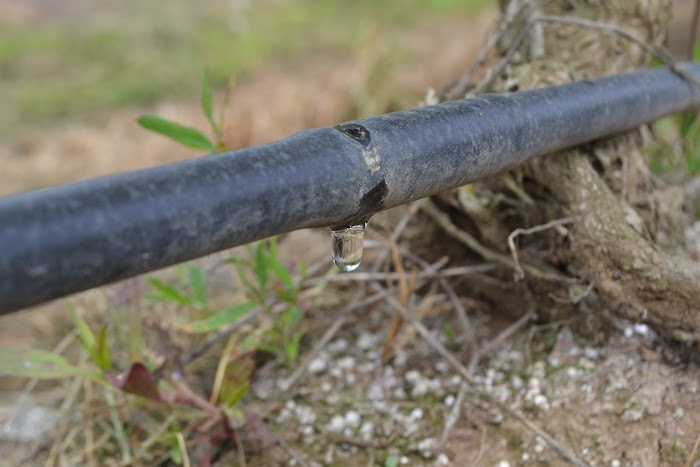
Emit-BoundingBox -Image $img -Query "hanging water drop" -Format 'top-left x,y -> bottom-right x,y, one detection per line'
330,223 -> 366,272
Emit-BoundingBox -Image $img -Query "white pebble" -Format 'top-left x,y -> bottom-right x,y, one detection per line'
496,461 -> 511,467
633,323 -> 649,337
308,357 -> 327,375
301,425 -> 314,436
359,421 -> 374,439
409,408 -> 424,421
522,452 -> 530,461
338,356 -> 356,370
611,460 -> 621,467
328,339 -> 348,353
400,456 -> 410,465
357,332 -> 377,350
344,410 -> 361,428
436,453 -> 449,464
444,394 -> 456,407
326,414 -> 345,432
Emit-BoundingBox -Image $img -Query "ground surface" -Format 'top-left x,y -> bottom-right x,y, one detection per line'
1,1 -> 700,466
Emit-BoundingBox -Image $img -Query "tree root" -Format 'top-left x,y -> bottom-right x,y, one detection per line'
528,148 -> 700,336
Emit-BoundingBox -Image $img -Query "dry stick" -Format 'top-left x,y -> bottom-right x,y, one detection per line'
507,217 -> 574,280
278,257 -> 451,392
687,0 -> 700,60
183,307 -> 264,363
278,438 -> 312,467
468,309 -> 536,373
176,432 -> 192,467
401,249 -> 476,346
685,430 -> 700,467
473,14 -> 700,95
438,381 -> 469,449
421,200 -> 578,283
305,264 -> 498,284
446,0 -> 526,99
371,286 -> 588,467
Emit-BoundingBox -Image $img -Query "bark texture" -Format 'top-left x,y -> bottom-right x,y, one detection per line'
441,0 -> 700,337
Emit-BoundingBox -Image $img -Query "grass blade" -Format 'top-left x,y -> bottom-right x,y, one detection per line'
138,115 -> 215,152
201,69 -> 216,132
182,302 -> 257,333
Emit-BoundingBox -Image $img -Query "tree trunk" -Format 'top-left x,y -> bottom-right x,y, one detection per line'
437,0 -> 700,338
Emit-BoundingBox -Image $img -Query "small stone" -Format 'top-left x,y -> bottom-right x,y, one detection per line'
522,452 -> 530,461
400,456 -> 410,465
295,405 -> 317,425
357,332 -> 377,350
534,444 -> 544,454
321,381 -> 333,392
301,425 -> 314,436
338,356 -> 356,370
435,361 -> 449,373
409,408 -> 424,421
436,453 -> 449,464
611,460 -> 621,467
328,339 -> 348,353
359,421 -> 374,441
308,357 -> 327,375
344,410 -> 361,428
674,408 -> 684,418
496,461 -> 511,467
326,414 -> 345,432
444,394 -> 456,407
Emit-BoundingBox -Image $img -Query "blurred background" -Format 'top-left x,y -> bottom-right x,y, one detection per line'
0,0 -> 496,196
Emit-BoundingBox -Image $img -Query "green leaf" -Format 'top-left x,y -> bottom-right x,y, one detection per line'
182,302 -> 257,333
0,349 -> 102,381
95,325 -> 112,371
384,454 -> 399,467
268,255 -> 295,292
694,42 -> 700,61
70,306 -> 96,352
201,69 -> 216,132
138,115 -> 215,152
283,331 -> 303,363
187,265 -> 209,310
254,242 -> 270,291
147,278 -> 191,305
281,307 -> 303,331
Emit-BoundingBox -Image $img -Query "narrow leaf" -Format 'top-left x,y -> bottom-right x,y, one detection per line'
201,69 -> 216,131
182,302 -> 257,333
268,256 -> 295,292
95,325 -> 113,371
138,116 -> 215,152
70,306 -> 96,352
187,265 -> 209,310
147,278 -> 191,305
0,349 -> 102,381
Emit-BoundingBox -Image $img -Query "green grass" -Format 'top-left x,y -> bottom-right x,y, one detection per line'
0,0 -> 490,137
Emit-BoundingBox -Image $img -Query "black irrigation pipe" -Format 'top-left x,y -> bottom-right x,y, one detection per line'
2,63 -> 700,315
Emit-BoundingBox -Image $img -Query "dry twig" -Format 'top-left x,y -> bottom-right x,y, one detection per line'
370,283 -> 588,467
507,217 -> 573,280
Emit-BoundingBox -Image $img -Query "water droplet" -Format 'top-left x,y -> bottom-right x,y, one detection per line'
331,224 -> 366,272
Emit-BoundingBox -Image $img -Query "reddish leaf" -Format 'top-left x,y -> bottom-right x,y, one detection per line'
107,362 -> 162,401
244,412 -> 276,448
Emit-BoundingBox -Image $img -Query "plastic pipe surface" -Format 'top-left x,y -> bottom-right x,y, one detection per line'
1,63 -> 699,315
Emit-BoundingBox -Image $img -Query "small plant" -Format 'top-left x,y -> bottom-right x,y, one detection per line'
138,69 -> 229,152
